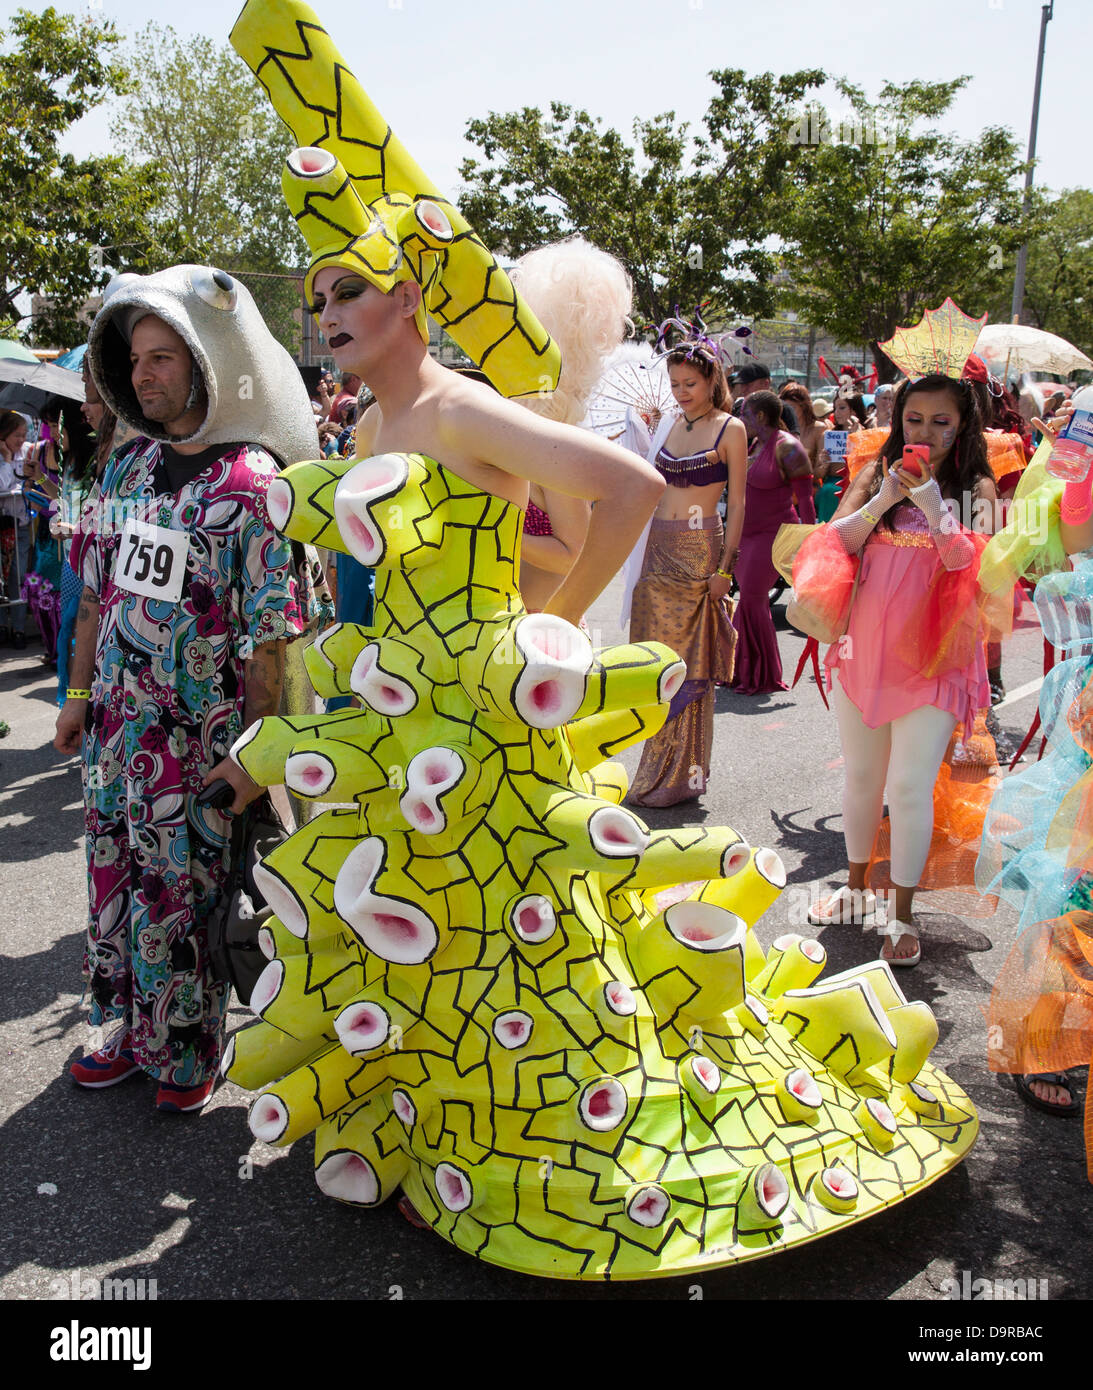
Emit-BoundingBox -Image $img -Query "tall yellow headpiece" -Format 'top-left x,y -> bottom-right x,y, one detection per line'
231,0 -> 560,398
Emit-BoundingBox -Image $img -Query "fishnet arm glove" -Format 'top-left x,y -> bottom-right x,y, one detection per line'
908,478 -> 975,570
829,468 -> 906,555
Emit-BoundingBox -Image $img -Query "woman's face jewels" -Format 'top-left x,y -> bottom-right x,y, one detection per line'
901,389 -> 962,467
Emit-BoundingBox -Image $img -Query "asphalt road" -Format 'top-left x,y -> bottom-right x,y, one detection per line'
1,578 -> 1089,1303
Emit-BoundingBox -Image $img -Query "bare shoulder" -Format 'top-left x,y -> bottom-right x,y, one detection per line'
719,411 -> 747,440
436,372 -> 528,435
353,401 -> 382,457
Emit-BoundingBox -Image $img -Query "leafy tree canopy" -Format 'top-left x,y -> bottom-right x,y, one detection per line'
987,187 -> 1093,357
110,24 -> 302,351
458,67 -> 826,328
0,7 -> 166,345
779,78 -> 1027,381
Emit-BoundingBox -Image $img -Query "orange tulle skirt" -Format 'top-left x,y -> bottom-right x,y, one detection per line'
866,711 -> 1001,916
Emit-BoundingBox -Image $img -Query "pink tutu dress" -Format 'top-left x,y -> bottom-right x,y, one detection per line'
823,501 -> 989,732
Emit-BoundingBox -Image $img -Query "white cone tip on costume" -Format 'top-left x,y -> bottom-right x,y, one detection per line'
510,895 -> 557,944
435,1162 -> 473,1213
400,747 -> 464,834
867,1097 -> 897,1132
578,1077 -> 628,1132
266,477 -> 293,532
690,1056 -> 721,1094
335,1000 -> 392,1055
334,454 -> 409,567
753,1163 -> 791,1219
721,841 -> 753,877
659,661 -> 687,702
349,643 -> 416,716
755,847 -> 787,887
815,1166 -> 859,1211
392,1089 -> 416,1128
785,1068 -> 822,1110
414,200 -> 453,242
512,614 -> 594,728
285,752 -> 336,797
666,901 -> 745,953
627,1185 -> 670,1228
249,959 -> 285,1016
288,146 -> 338,179
588,806 -> 649,858
249,1093 -> 288,1143
772,932 -> 827,966
315,1150 -> 380,1206
603,981 -> 637,1015
252,862 -> 308,938
334,838 -> 440,964
492,1011 -> 533,1049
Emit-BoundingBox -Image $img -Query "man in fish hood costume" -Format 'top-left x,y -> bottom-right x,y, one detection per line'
85,264 -> 319,466
56,264 -> 328,1112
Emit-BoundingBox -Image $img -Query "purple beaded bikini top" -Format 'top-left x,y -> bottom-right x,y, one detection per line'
523,500 -> 553,536
655,419 -> 729,488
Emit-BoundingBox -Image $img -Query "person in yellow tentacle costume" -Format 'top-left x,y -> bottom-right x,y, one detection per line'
212,0 -> 980,1280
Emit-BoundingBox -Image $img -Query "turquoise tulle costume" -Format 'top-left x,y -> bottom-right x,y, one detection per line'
975,555 -> 1093,927
977,447 -> 1093,1181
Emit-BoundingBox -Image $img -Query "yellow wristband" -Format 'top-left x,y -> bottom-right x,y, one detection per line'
66,689 -> 91,700
716,568 -> 733,579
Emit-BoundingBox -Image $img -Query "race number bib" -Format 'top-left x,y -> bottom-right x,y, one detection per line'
115,520 -> 190,603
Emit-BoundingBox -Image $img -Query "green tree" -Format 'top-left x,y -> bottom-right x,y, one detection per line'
780,78 -> 1026,382
0,8 -> 166,345
110,24 -> 302,352
991,188 -> 1093,355
458,68 -> 825,329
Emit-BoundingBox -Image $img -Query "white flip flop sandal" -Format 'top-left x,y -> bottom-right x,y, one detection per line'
806,885 -> 878,930
877,918 -> 921,968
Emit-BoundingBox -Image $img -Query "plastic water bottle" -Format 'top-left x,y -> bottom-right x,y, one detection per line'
1046,409 -> 1093,483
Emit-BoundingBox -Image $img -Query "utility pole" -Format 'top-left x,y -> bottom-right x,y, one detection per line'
1011,2 -> 1054,325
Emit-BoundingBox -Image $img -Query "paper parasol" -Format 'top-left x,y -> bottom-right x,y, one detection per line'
584,341 -> 673,437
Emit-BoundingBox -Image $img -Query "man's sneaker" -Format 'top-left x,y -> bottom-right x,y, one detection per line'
155,1077 -> 217,1113
70,1045 -> 141,1088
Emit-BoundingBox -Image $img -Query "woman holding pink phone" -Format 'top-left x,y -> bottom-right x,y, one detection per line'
801,368 -> 1002,965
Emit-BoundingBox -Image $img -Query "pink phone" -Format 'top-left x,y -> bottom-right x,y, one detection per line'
901,444 -> 930,479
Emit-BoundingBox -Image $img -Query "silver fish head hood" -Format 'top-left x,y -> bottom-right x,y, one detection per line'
87,264 -> 319,466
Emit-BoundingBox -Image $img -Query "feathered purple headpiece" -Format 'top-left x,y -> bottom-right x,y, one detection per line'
648,304 -> 753,366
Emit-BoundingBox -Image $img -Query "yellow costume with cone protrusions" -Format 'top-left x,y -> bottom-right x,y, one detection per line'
223,0 -> 979,1278
230,0 -> 559,397
222,448 -> 977,1279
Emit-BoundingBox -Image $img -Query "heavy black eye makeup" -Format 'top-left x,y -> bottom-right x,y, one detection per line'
308,275 -> 369,317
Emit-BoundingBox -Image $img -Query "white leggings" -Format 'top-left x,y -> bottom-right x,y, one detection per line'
832,681 -> 958,888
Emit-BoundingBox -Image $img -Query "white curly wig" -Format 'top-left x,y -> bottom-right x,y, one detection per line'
509,236 -> 633,426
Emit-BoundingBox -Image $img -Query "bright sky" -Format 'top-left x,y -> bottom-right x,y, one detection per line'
23,0 -> 1090,204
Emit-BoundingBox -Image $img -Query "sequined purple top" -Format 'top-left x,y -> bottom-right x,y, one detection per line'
523,500 -> 553,536
656,419 -> 730,487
